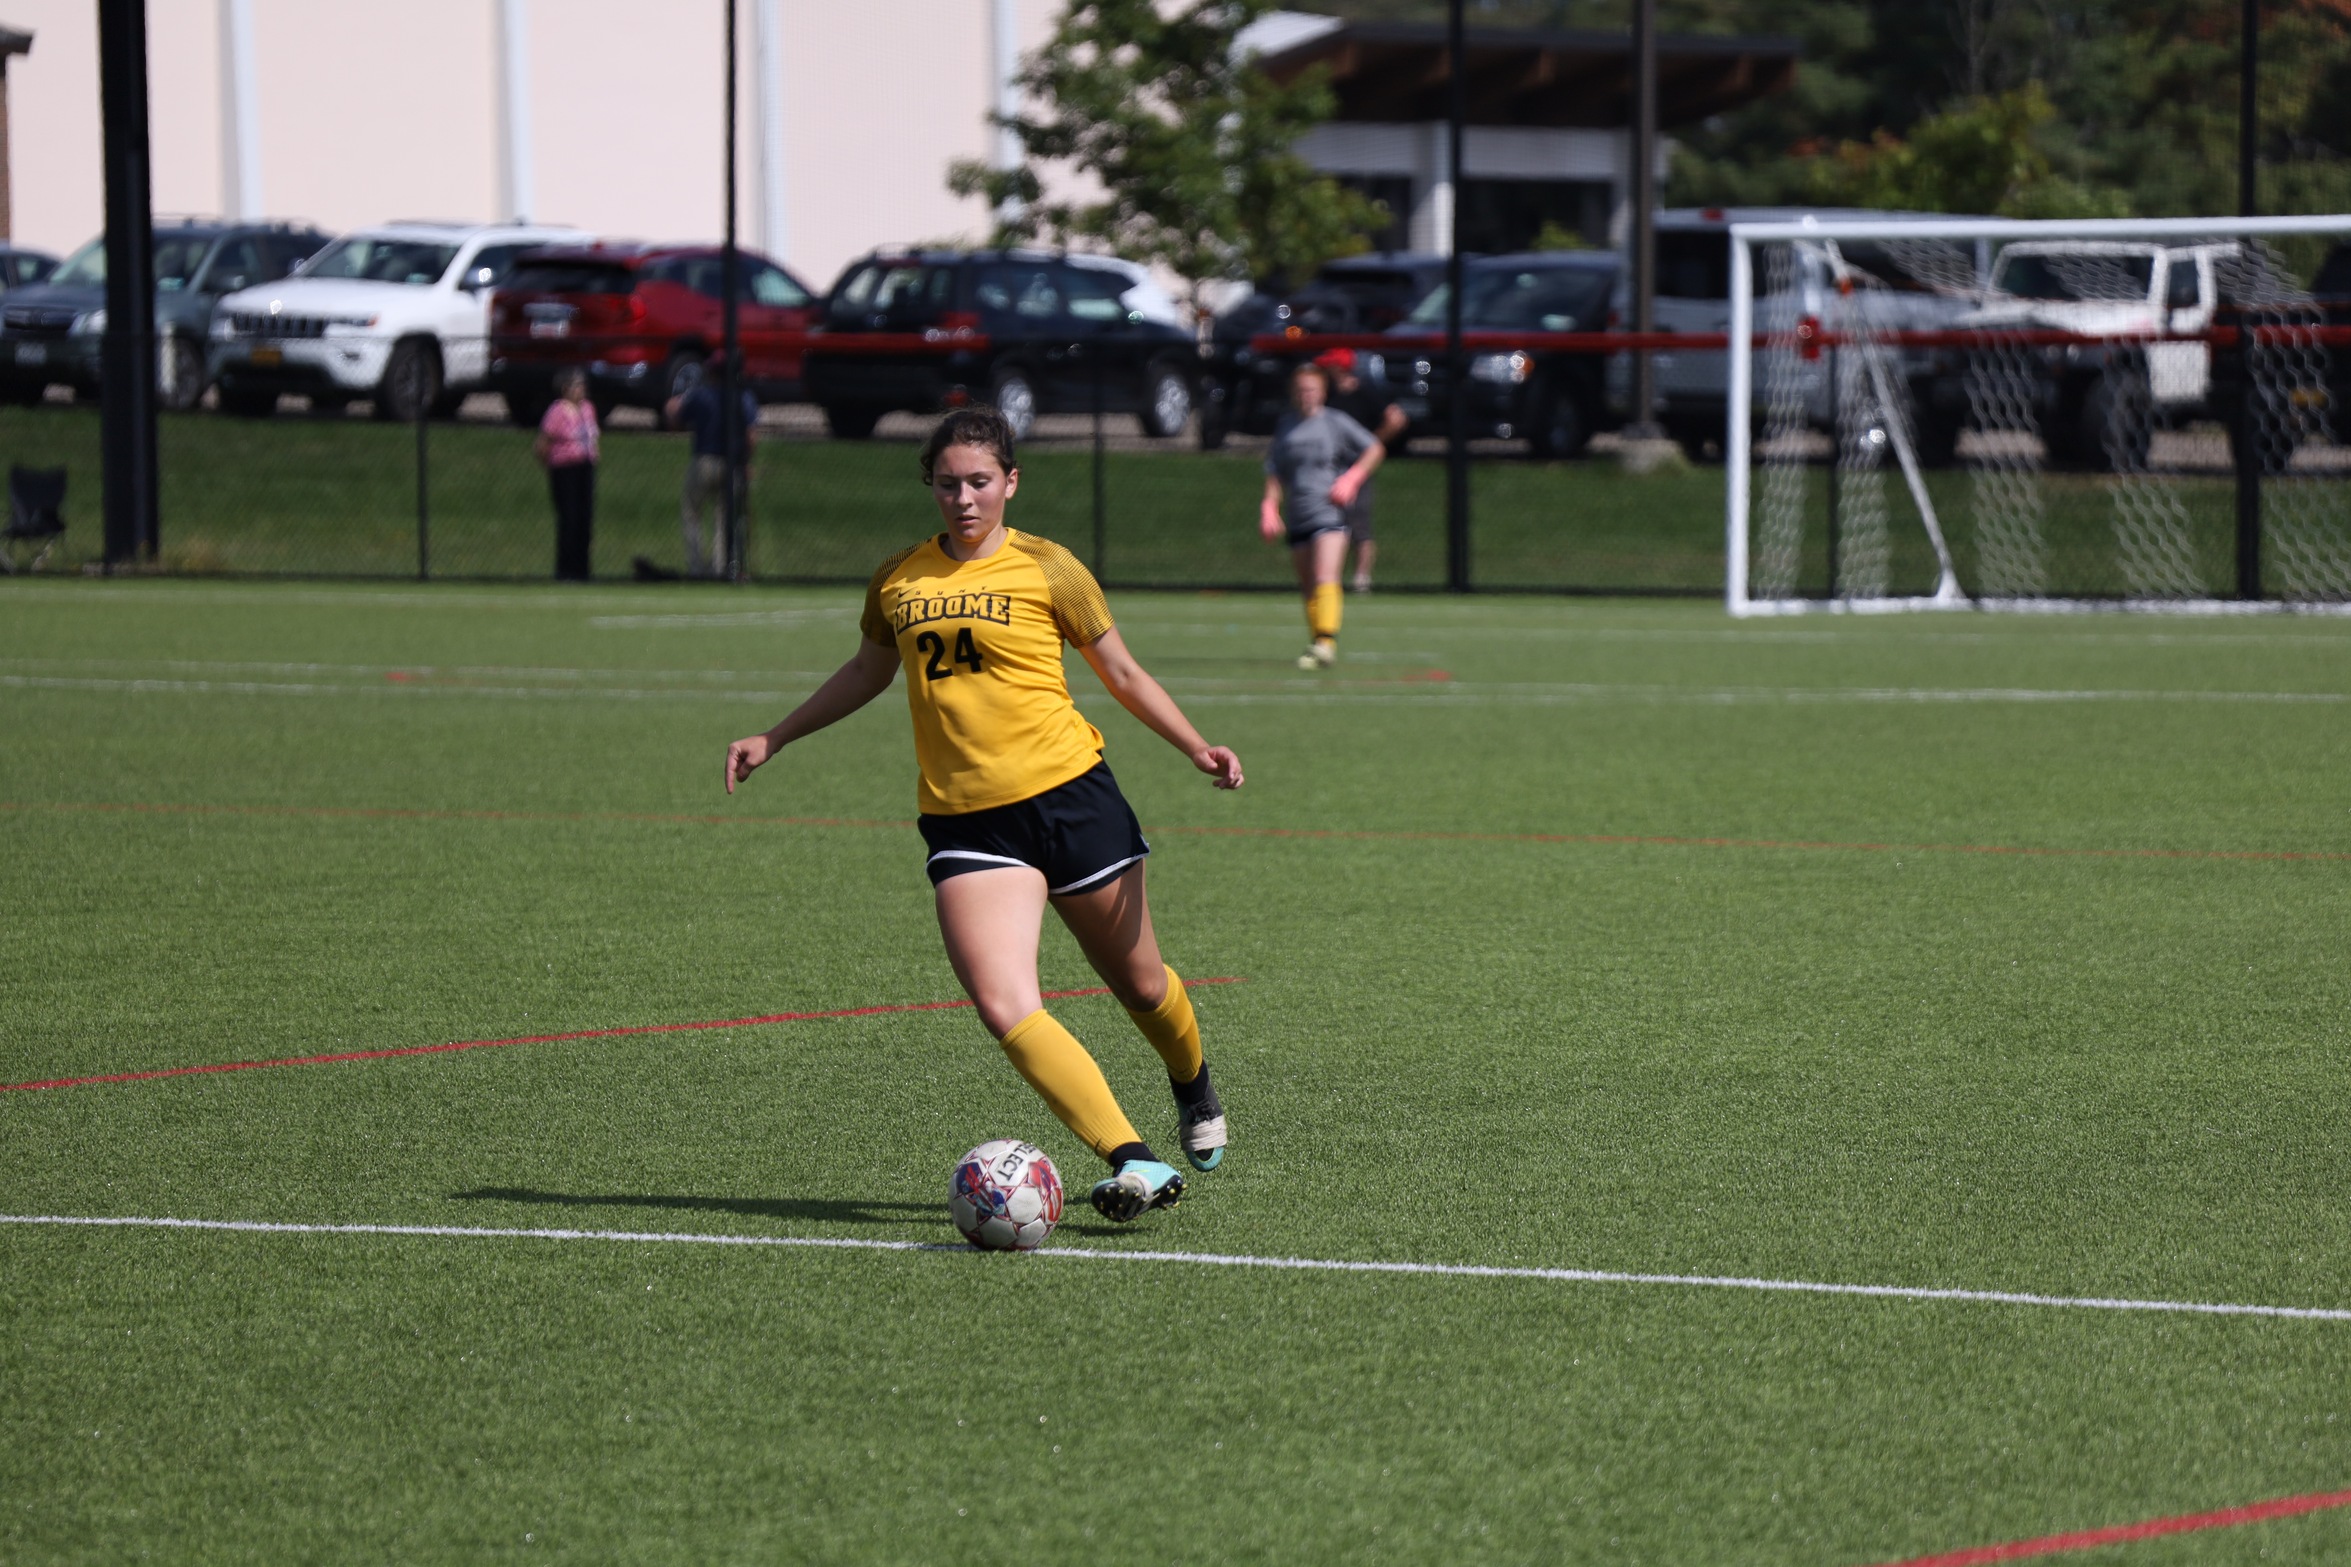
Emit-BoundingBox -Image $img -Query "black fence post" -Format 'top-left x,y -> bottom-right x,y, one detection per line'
2235,0 -> 2262,601
1824,345 -> 1840,598
1443,0 -> 1470,592
720,0 -> 744,583
1091,343 -> 1106,577
97,0 -> 159,570
415,400 -> 430,581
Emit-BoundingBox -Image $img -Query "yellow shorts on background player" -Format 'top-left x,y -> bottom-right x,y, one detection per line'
726,407 -> 1244,1224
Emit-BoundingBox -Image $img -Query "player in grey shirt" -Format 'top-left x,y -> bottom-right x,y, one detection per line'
1261,362 -> 1386,669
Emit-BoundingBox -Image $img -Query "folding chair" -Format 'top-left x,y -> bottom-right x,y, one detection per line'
3,464 -> 66,572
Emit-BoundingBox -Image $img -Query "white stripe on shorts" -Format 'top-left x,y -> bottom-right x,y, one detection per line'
925,849 -> 1033,872
1049,851 -> 1148,896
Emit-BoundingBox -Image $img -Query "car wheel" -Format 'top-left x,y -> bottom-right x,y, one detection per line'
505,389 -> 552,428
1893,406 -> 1964,469
823,403 -> 882,440
3,380 -> 43,408
218,385 -> 278,419
157,335 -> 208,413
2076,369 -> 2151,473
376,339 -> 442,422
1140,361 -> 1192,439
991,367 -> 1037,440
1527,381 -> 1591,460
656,352 -> 705,429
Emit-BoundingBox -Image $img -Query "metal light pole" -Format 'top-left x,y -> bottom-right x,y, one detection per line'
1444,0 -> 1470,593
721,0 -> 745,582
1626,0 -> 1660,442
98,0 -> 158,568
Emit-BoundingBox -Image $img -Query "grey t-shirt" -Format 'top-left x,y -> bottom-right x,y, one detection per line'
1266,407 -> 1376,534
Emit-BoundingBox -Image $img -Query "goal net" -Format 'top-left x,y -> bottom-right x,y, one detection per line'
1725,215 -> 2351,615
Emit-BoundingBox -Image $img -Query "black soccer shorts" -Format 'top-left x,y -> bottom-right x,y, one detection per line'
918,760 -> 1151,895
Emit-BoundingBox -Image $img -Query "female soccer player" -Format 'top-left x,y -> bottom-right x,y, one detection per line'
723,408 -> 1242,1222
1261,360 -> 1386,669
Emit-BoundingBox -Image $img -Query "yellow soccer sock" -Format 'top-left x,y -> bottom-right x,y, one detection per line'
998,1009 -> 1143,1161
1306,581 -> 1344,641
1125,965 -> 1203,1084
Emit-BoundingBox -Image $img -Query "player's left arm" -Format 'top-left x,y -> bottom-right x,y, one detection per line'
1077,628 -> 1243,791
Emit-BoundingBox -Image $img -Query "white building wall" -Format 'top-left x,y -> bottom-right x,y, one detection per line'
4,0 -> 1059,290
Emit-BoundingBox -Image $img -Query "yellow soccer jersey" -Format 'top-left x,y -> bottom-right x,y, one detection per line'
860,529 -> 1116,815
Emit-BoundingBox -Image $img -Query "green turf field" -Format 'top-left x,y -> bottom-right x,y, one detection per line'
6,575 -> 2351,1563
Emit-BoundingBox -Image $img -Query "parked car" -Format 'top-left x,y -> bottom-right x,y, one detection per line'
1645,207 -> 1989,462
1953,239 -> 2238,470
487,243 -> 820,425
1198,250 -> 1447,446
208,221 -> 579,419
1371,250 -> 1625,458
2209,239 -> 2351,475
802,248 -> 1195,440
0,219 -> 326,409
0,245 -> 58,292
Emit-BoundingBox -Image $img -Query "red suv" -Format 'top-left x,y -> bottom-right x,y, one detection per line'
488,243 -> 818,424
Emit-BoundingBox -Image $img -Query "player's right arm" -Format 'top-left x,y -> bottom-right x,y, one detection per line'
1259,473 -> 1284,540
724,637 -> 899,794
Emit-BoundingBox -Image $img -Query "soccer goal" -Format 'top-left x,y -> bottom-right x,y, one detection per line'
1724,214 -> 2351,615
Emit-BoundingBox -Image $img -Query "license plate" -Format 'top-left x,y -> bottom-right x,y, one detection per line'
12,343 -> 42,365
250,346 -> 282,367
529,320 -> 570,339
1398,396 -> 1430,418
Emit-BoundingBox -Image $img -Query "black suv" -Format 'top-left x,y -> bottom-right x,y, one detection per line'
803,249 -> 1197,440
1377,251 -> 1623,458
0,219 -> 329,409
1198,251 -> 1447,447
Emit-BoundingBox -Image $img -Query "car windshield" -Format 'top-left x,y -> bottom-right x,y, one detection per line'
49,233 -> 214,291
1405,266 -> 1613,331
1993,251 -> 2155,302
302,237 -> 460,286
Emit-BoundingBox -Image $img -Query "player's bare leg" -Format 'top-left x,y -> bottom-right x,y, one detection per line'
1350,537 -> 1377,593
938,865 -> 1183,1215
1291,529 -> 1348,669
1055,865 -> 1226,1172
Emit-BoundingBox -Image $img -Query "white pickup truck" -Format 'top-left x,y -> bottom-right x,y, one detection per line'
209,221 -> 580,419
1951,240 -> 2234,469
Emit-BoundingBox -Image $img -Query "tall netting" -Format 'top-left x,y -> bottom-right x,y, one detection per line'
1729,218 -> 2351,614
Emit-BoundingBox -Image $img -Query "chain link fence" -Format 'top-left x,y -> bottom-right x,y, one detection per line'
2,331 -> 1733,593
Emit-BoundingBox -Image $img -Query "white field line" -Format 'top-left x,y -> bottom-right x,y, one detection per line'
5,1213 -> 2348,1324
9,672 -> 2346,708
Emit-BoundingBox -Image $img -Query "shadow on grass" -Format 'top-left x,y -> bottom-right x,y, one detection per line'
449,1186 -> 935,1227
449,1185 -> 1138,1240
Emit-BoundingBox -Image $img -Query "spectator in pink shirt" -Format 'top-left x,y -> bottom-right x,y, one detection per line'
534,368 -> 600,580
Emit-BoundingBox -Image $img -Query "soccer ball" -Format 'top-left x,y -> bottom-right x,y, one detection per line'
949,1139 -> 1064,1252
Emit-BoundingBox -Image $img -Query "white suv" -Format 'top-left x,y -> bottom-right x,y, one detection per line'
210,221 -> 579,418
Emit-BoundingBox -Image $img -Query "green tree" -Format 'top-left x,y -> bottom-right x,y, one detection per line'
947,0 -> 1389,304
1806,85 -> 2132,215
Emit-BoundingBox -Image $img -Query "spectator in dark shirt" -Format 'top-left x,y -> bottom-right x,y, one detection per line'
666,366 -> 761,579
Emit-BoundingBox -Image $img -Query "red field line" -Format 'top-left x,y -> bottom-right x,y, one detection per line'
1869,1486 -> 2351,1565
0,979 -> 1245,1095
5,798 -> 2345,865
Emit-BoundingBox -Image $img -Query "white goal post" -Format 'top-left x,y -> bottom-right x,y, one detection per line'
1725,214 -> 2351,616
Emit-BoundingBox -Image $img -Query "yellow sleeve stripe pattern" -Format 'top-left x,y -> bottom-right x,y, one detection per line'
1009,532 -> 1115,646
860,542 -> 927,645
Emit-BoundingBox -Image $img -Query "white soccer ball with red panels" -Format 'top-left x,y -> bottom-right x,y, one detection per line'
949,1139 -> 1064,1251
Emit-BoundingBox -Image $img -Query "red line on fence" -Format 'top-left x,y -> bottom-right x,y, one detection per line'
0,979 -> 1245,1095
6,799 -> 2344,866
1868,1486 -> 2351,1565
